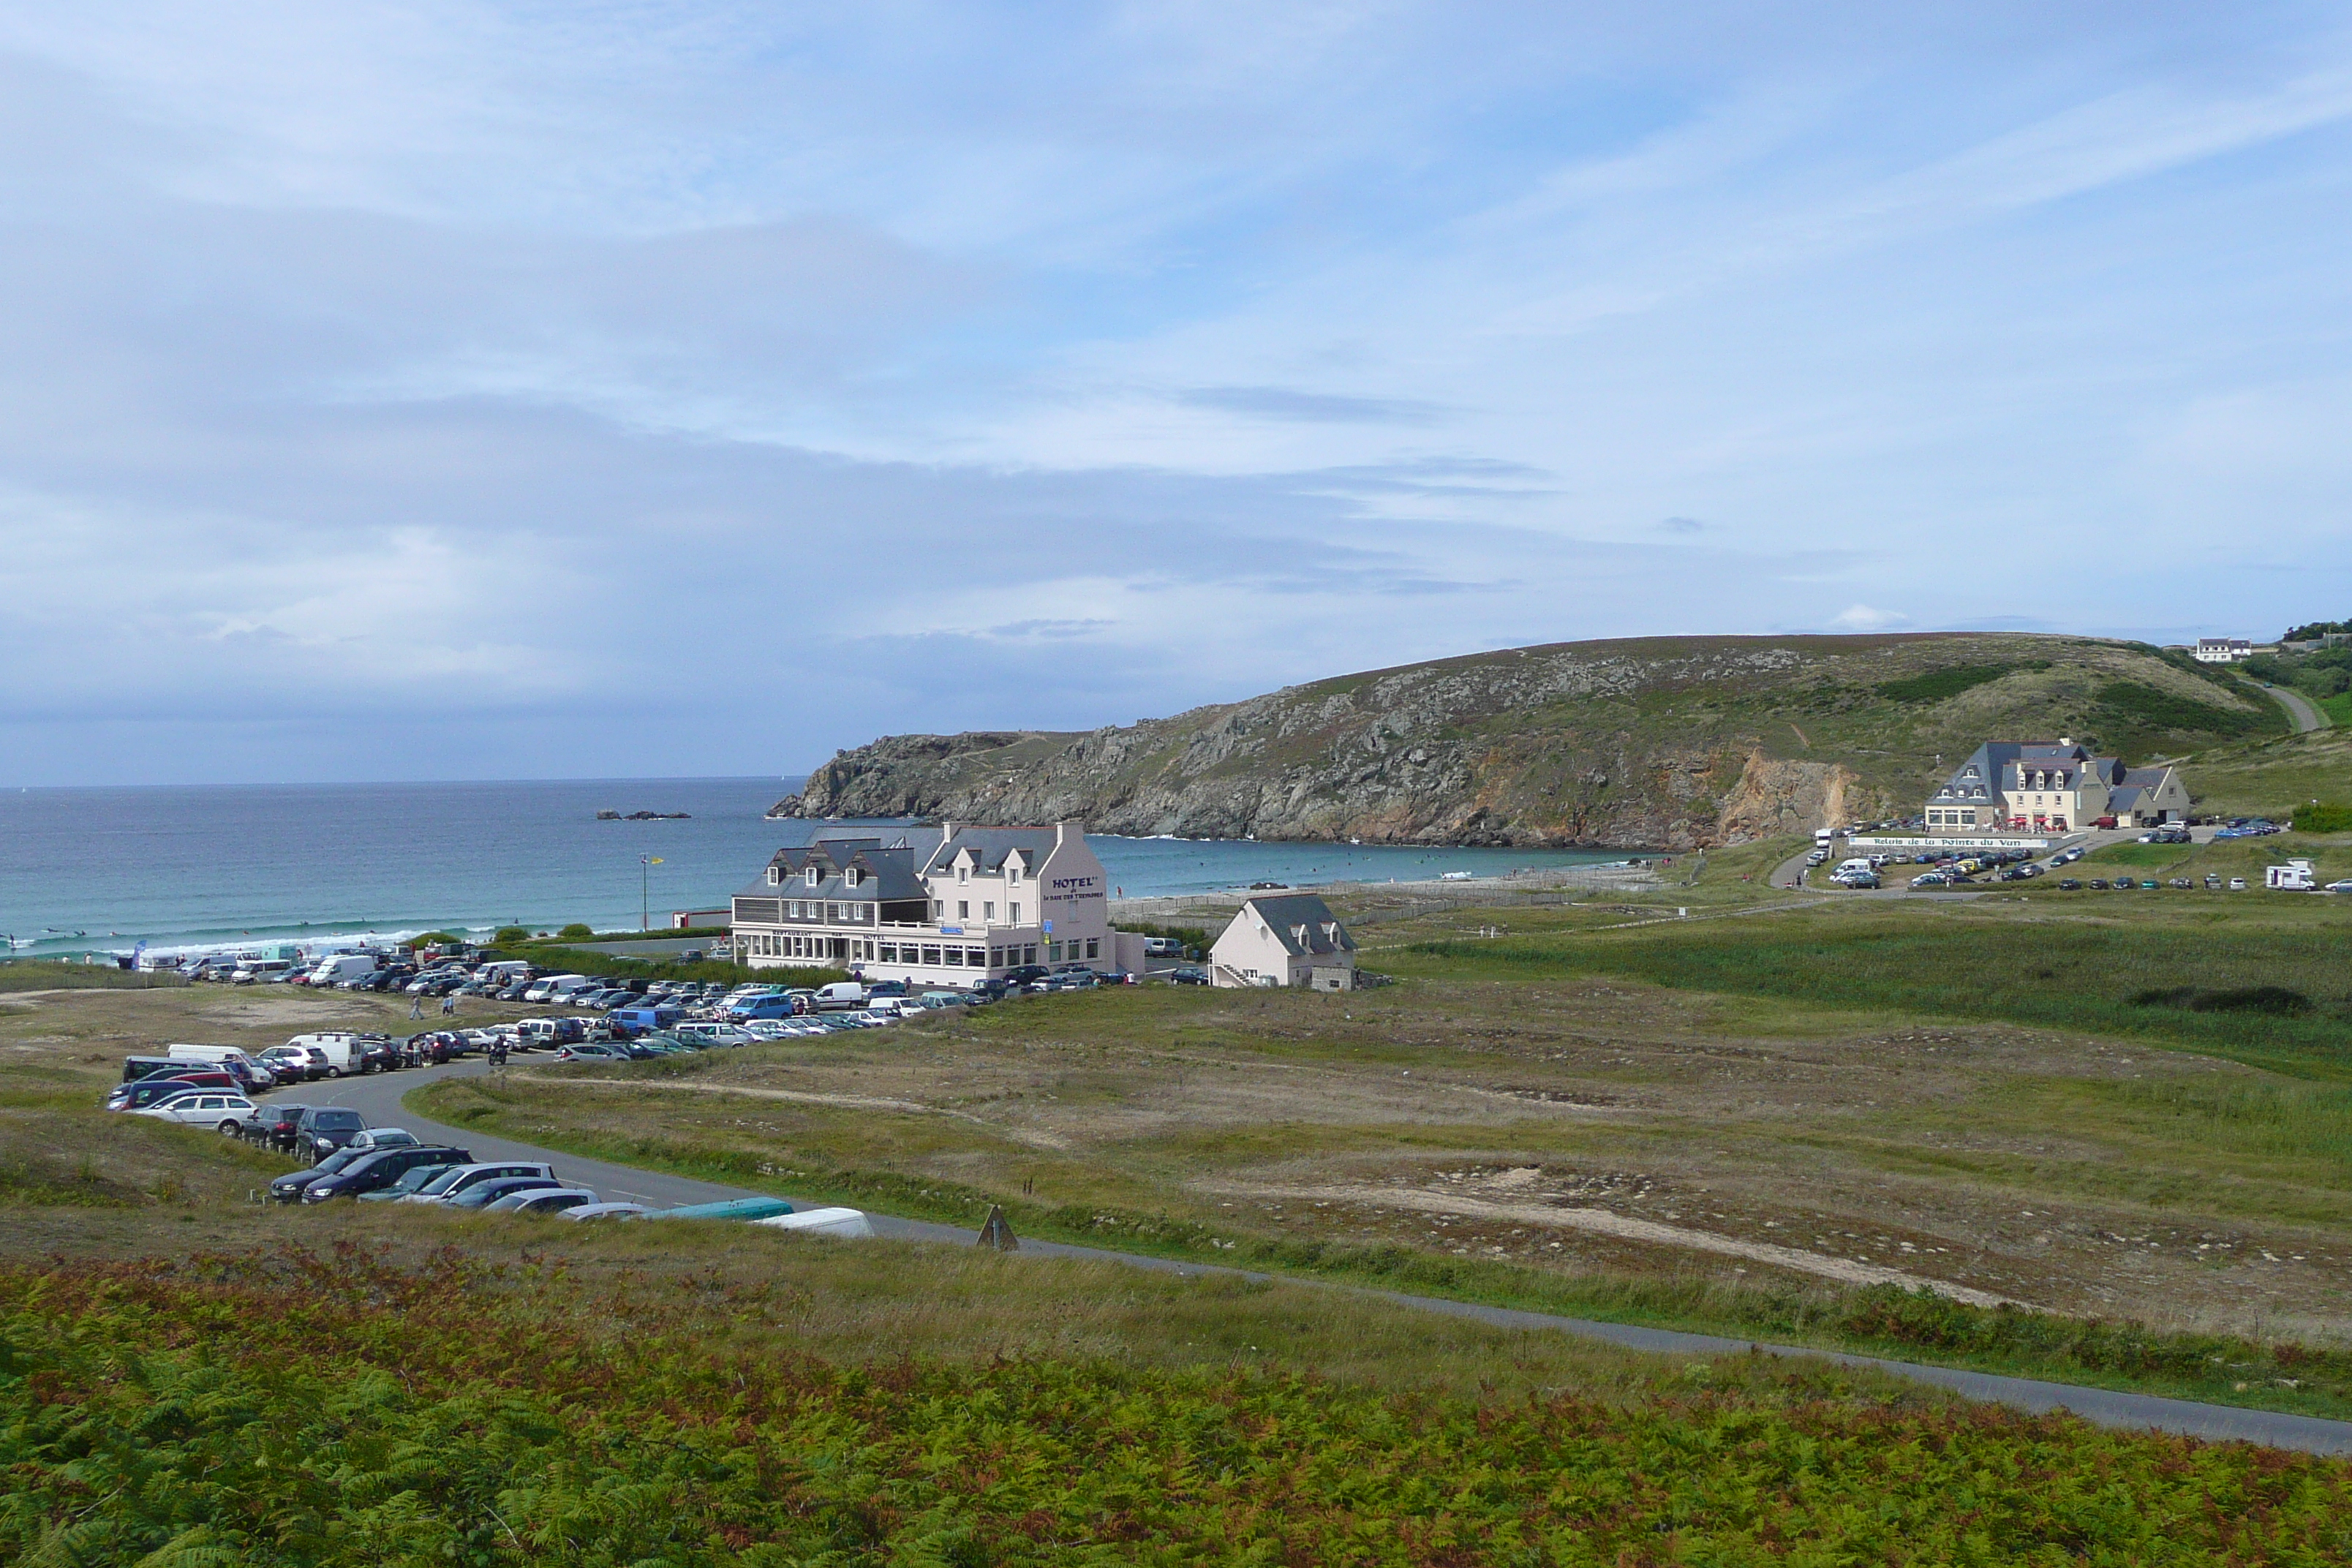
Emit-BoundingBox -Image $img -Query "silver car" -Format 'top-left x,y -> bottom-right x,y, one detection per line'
133,1091 -> 257,1135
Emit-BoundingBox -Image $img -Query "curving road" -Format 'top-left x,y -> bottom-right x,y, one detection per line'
290,1063 -> 2352,1457
2259,681 -> 2332,734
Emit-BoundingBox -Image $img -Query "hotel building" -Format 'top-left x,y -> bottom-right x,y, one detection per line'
730,821 -> 1115,990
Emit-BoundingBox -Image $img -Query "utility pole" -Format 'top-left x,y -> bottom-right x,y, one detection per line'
641,854 -> 662,933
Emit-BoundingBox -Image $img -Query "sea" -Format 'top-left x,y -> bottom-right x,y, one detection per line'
0,778 -> 1637,961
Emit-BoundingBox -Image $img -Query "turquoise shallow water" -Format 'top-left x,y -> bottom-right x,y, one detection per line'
0,777 -> 1633,959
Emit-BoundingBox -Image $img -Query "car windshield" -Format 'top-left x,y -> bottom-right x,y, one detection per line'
309,1111 -> 363,1130
312,1148 -> 363,1174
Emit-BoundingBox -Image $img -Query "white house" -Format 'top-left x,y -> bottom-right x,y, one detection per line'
2194,638 -> 2255,663
1210,894 -> 1357,990
731,821 -> 1117,990
1923,740 -> 2191,835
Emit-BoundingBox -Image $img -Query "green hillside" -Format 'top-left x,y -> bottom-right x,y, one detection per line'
782,633 -> 2288,848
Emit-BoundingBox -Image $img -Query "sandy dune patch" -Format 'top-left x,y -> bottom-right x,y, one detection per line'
1206,1180 -> 2020,1308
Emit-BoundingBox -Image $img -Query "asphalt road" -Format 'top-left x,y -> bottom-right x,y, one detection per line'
290,1062 -> 2352,1456
2260,681 -> 2332,733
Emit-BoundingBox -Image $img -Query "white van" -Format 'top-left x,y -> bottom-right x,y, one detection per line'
1836,858 -> 1875,877
1814,828 -> 1836,847
284,1030 -> 366,1077
812,981 -> 868,1011
524,973 -> 590,1003
231,960 -> 297,985
306,954 -> 378,987
475,960 -> 533,984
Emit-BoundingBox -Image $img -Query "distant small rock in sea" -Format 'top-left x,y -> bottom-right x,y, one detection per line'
597,810 -> 691,821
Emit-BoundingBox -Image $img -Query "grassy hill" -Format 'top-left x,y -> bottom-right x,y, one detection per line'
780,633 -> 2285,849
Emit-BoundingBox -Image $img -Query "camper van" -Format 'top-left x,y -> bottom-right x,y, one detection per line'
230,960 -> 298,985
1814,828 -> 1836,848
2266,861 -> 2317,892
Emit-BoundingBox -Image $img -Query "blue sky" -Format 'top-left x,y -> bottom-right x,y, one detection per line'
3,3 -> 2348,783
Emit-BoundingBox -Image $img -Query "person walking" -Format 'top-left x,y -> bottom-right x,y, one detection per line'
440,992 -> 456,1017
409,993 -> 423,1019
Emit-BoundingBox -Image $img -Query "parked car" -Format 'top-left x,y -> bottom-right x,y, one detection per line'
299,1145 -> 472,1202
345,1128 -> 421,1155
268,1147 -> 370,1202
2229,877 -> 2247,891
562,1202 -> 652,1221
445,1176 -> 563,1210
482,1187 -> 600,1215
397,1162 -> 557,1205
241,1103 -> 314,1148
108,1077 -> 214,1112
256,1045 -> 317,1083
2056,878 -> 2082,890
552,1042 -> 629,1063
2169,878 -> 2195,890
131,1091 -> 257,1134
293,1107 -> 369,1157
752,1206 -> 875,1239
1166,967 -> 1210,986
2327,881 -> 2352,895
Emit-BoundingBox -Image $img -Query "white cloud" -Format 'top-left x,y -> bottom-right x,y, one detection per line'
0,4 -> 2350,781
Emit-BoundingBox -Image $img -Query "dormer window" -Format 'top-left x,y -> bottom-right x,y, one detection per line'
1008,859 -> 1021,886
845,867 -> 861,889
766,866 -> 780,886
805,867 -> 820,888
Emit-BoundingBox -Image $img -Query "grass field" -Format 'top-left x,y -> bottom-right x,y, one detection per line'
10,906 -> 2352,1551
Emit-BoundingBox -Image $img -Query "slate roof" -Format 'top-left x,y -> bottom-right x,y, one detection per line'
920,826 -> 1059,878
1236,894 -> 1356,958
739,840 -> 928,903
1927,742 -> 2128,804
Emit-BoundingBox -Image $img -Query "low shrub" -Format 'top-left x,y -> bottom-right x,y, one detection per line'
4,1249 -> 2346,1564
2131,985 -> 2316,1017
2293,802 -> 2352,833
1874,661 -> 2046,704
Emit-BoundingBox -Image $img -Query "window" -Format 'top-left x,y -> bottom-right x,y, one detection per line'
1047,941 -> 1062,962
1022,944 -> 1037,965
766,866 -> 780,886
943,947 -> 962,965
958,865 -> 969,884
805,867 -> 819,887
957,901 -> 969,920
965,947 -> 985,967
984,901 -> 995,920
1085,938 -> 1099,960
845,867 -> 860,889
921,945 -> 941,965
1009,902 -> 1021,924
879,943 -> 897,962
1008,863 -> 1020,886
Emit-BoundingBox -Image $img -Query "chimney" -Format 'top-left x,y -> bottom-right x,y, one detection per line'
1055,820 -> 1070,848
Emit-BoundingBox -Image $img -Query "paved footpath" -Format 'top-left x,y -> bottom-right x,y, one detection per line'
301,1063 -> 2352,1457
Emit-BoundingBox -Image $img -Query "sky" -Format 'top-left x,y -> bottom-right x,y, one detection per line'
2,3 -> 2349,785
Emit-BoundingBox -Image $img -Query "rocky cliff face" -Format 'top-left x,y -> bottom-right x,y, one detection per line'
774,633 -> 2278,849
